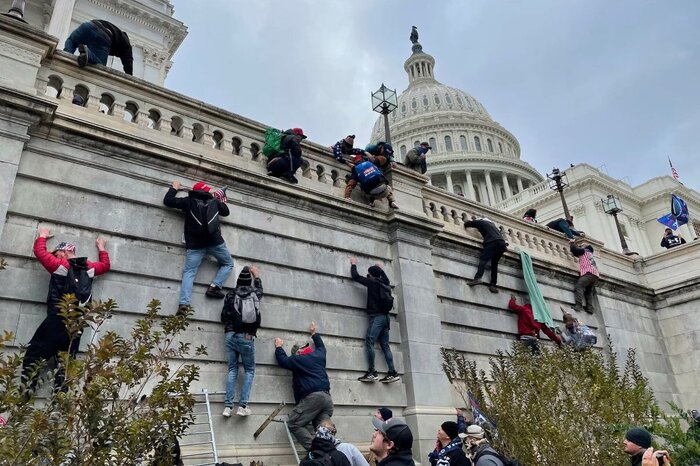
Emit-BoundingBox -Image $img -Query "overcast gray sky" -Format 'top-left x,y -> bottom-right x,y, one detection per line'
166,0 -> 700,191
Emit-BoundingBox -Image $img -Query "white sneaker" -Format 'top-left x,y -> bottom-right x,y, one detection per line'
222,407 -> 232,417
237,406 -> 252,417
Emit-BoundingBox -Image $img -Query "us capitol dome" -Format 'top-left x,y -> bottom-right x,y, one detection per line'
371,29 -> 543,205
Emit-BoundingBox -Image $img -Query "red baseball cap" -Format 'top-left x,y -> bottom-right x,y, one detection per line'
292,128 -> 307,139
192,182 -> 211,192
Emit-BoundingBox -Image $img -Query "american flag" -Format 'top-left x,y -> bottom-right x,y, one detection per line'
669,157 -> 680,181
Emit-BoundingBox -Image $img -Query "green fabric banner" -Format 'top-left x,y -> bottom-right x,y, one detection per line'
519,250 -> 555,329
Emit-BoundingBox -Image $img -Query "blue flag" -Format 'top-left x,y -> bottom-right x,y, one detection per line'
469,392 -> 496,428
657,213 -> 678,231
671,195 -> 689,226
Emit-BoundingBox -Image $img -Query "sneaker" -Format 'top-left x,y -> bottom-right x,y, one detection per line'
77,44 -> 89,67
488,285 -> 499,294
222,407 -> 232,418
237,405 -> 252,417
389,202 -> 399,210
466,278 -> 483,287
358,371 -> 379,382
176,304 -> 191,316
380,372 -> 401,384
205,285 -> 225,299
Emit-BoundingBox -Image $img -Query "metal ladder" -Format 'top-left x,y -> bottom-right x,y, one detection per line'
253,402 -> 301,464
179,388 -> 220,466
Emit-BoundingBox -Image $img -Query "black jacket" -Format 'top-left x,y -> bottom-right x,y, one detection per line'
629,452 -> 643,466
661,234 -> 686,249
163,188 -> 230,249
350,265 -> 391,315
281,133 -> 303,159
464,220 -> 504,244
92,20 -> 134,75
221,277 -> 263,335
306,437 -> 351,466
275,333 -> 330,403
378,450 -> 416,466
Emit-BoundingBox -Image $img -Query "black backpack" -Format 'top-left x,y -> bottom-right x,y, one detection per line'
299,450 -> 334,466
474,449 -> 521,466
190,198 -> 220,236
376,281 -> 394,313
64,258 -> 93,305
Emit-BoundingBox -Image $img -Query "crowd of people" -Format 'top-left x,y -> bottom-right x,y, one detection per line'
40,19 -> 682,466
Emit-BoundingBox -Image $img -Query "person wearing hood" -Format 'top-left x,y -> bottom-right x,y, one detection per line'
569,240 -> 599,313
463,216 -> 507,293
313,421 -> 365,466
220,266 -> 262,417
370,417 -> 416,466
462,425 -> 505,466
350,258 -> 400,384
275,322 -> 333,451
428,421 -> 472,466
522,208 -> 537,224
267,128 -> 307,184
164,181 -> 233,314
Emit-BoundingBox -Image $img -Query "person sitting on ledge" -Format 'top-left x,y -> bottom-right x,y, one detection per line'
348,154 -> 399,209
365,141 -> 397,172
507,295 -> 562,353
64,20 -> 133,75
267,128 -> 307,184
545,215 -> 584,240
463,216 -> 507,293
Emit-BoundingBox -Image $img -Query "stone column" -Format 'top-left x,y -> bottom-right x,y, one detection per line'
388,217 -> 455,463
445,171 -> 453,193
47,0 -> 77,49
484,171 -> 496,206
516,176 -> 524,193
465,170 -> 474,201
502,172 -> 512,198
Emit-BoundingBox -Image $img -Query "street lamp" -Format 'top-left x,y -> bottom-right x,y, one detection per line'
371,83 -> 398,144
547,167 -> 570,219
3,0 -> 27,22
601,194 -> 635,255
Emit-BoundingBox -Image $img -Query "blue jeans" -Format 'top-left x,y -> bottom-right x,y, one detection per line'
179,243 -> 233,305
365,314 -> 395,373
224,332 -> 256,407
64,22 -> 110,65
553,219 -> 575,239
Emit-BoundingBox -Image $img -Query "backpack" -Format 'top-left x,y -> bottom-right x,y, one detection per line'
355,161 -> 384,190
64,258 -> 93,305
263,128 -> 284,159
376,281 -> 394,313
191,198 -> 220,236
222,289 -> 260,326
299,450 -> 334,466
474,449 -> 521,466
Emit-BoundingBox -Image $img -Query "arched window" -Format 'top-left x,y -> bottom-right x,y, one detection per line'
444,135 -> 453,152
191,123 -> 205,143
414,140 -> 421,147
498,142 -> 503,153
445,93 -> 452,104
123,101 -> 139,123
400,145 -> 407,157
454,185 -> 464,196
147,109 -> 160,129
434,95 -> 440,105
411,98 -> 417,109
459,135 -> 467,151
212,130 -> 224,149
73,85 -> 89,107
487,139 -> 494,152
231,137 -> 242,155
429,137 -> 437,153
422,95 -> 429,107
170,116 -> 184,136
46,75 -> 63,98
99,93 -> 115,114
401,103 -> 406,113
474,136 -> 482,151
455,95 -> 463,106
250,143 -> 260,159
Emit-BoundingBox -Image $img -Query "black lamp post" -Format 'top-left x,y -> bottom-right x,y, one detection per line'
3,0 -> 27,22
601,194 -> 635,255
547,167 -> 571,219
371,83 -> 398,144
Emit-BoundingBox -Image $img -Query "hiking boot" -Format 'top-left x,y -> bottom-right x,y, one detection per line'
380,372 -> 401,384
237,406 -> 252,417
488,285 -> 499,294
206,285 -> 225,299
358,371 -> 379,382
77,44 -> 89,67
389,202 -> 399,210
222,407 -> 232,418
466,278 -> 483,287
176,304 -> 191,316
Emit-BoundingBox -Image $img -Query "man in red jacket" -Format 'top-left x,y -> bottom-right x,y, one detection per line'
507,295 -> 561,353
21,227 -> 110,395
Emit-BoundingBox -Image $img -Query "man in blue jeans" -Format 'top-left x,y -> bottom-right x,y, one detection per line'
350,257 -> 400,384
164,180 -> 234,314
63,20 -> 133,75
546,216 -> 585,240
220,266 -> 262,417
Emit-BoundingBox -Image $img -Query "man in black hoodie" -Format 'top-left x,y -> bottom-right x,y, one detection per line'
275,322 -> 333,451
221,266 -> 262,418
463,217 -> 507,293
64,20 -> 134,75
267,128 -> 307,184
163,181 -> 233,314
301,426 -> 351,466
350,258 -> 400,384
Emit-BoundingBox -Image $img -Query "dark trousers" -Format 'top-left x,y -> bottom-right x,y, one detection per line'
365,314 -> 395,373
474,240 -> 507,285
267,154 -> 303,179
21,315 -> 82,394
552,219 -> 575,239
288,391 -> 334,450
63,22 -> 110,65
575,273 -> 598,310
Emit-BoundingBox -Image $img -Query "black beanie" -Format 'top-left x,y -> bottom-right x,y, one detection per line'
237,266 -> 252,287
441,421 -> 459,440
378,407 -> 393,421
625,427 -> 652,449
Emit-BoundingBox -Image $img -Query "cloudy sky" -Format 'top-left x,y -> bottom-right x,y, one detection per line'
166,0 -> 700,190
